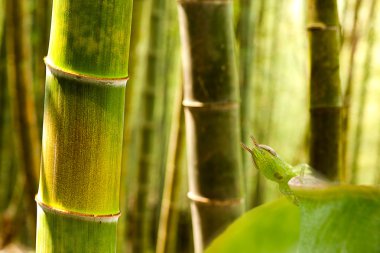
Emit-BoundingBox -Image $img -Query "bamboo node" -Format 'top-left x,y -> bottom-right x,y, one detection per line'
182,100 -> 238,110
44,57 -> 129,86
187,192 -> 244,206
35,197 -> 121,223
307,23 -> 340,31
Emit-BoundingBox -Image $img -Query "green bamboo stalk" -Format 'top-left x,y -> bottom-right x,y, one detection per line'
132,0 -> 169,251
342,0 -> 362,181
307,0 -> 343,181
249,0 -> 266,207
5,0 -> 40,244
36,0 -> 133,252
236,0 -> 255,209
178,1 -> 245,251
118,0 -> 153,251
351,0 -> 377,183
5,0 -> 40,202
156,86 -> 185,253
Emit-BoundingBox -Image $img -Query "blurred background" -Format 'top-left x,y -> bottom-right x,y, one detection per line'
1,0 -> 379,252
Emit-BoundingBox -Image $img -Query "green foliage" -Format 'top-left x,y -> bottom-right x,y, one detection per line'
206,198 -> 300,253
207,178 -> 380,253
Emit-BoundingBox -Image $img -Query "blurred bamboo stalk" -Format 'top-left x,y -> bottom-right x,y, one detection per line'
5,0 -> 40,198
133,0 -> 169,251
178,0 -> 245,251
4,0 -> 40,244
156,87 -> 185,253
250,0 -> 267,207
118,0 -> 153,251
342,0 -> 362,182
351,0 -> 377,183
236,0 -> 255,209
307,0 -> 343,181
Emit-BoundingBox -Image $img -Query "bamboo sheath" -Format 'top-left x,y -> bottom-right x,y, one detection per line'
178,1 -> 245,251
36,0 -> 132,252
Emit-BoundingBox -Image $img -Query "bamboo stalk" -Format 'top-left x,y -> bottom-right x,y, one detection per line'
249,0 -> 267,207
118,0 -> 153,251
178,1 -> 245,251
156,86 -> 185,253
5,0 -> 40,244
5,0 -> 40,202
132,0 -> 169,250
342,0 -> 362,181
236,0 -> 255,209
36,0 -> 133,251
307,0 -> 343,181
351,0 -> 377,183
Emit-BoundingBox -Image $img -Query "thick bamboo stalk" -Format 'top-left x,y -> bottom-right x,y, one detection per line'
307,0 -> 343,181
36,0 -> 133,252
178,1 -> 245,251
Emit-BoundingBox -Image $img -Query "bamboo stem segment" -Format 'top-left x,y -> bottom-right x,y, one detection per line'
307,0 -> 343,181
178,1 -> 245,251
36,0 -> 133,252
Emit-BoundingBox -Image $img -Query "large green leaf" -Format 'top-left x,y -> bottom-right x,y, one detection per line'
290,176 -> 380,253
206,176 -> 380,253
205,198 -> 300,253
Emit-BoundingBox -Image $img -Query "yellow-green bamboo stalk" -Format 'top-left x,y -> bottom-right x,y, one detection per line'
156,85 -> 185,253
351,0 -> 377,183
307,0 -> 343,181
342,0 -> 362,181
178,0 -> 245,251
36,0 -> 133,252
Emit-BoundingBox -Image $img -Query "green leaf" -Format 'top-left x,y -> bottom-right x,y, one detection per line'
206,176 -> 380,253
205,198 -> 300,253
290,177 -> 380,253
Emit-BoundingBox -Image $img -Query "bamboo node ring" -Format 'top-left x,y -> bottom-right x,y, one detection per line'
182,100 -> 238,110
187,192 -> 244,206
35,197 -> 121,223
44,57 -> 129,87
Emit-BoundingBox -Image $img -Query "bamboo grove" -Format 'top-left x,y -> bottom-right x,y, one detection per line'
1,0 -> 380,252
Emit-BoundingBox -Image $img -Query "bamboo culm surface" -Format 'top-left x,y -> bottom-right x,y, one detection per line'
307,0 -> 343,181
178,1 -> 245,251
36,0 -> 133,252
